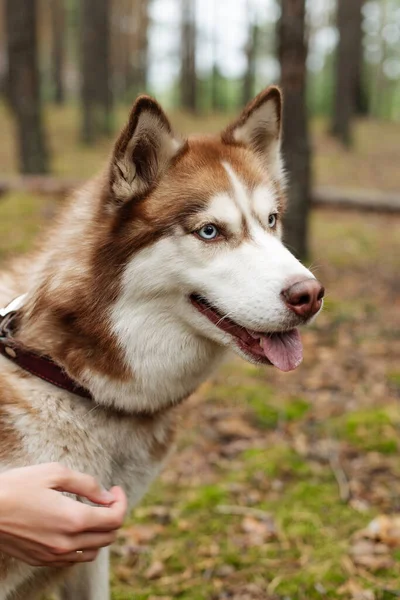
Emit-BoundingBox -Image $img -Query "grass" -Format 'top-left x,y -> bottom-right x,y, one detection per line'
0,107 -> 399,599
0,191 -> 54,259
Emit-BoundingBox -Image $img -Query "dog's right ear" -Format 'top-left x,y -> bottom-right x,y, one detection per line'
221,86 -> 284,183
109,96 -> 184,204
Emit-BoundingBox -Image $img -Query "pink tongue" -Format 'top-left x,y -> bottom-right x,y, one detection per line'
260,329 -> 303,372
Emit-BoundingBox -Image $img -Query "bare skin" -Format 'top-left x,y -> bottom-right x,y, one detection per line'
0,463 -> 127,567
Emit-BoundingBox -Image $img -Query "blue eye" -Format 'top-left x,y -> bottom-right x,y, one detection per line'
196,224 -> 219,241
268,213 -> 277,228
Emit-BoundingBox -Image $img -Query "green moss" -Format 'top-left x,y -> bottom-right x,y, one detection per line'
283,397 -> 310,421
335,409 -> 399,454
0,191 -> 51,260
183,484 -> 228,511
388,370 -> 400,390
242,445 -> 313,479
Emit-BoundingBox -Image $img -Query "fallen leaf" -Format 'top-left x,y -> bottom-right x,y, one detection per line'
145,560 -> 165,580
214,417 -> 257,441
241,515 -> 277,546
352,553 -> 393,570
338,580 -> 375,600
119,523 -> 164,545
365,514 -> 400,547
114,565 -> 133,583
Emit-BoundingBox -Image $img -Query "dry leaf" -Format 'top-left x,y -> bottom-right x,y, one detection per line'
145,560 -> 165,580
352,553 -> 393,570
114,565 -> 133,583
241,515 -> 277,546
119,523 -> 164,545
338,580 -> 376,600
365,514 -> 400,547
214,417 -> 257,441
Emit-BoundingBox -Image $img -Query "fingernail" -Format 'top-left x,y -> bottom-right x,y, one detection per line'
100,490 -> 114,503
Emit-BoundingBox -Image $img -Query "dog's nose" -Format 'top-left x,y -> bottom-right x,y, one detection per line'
281,278 -> 324,319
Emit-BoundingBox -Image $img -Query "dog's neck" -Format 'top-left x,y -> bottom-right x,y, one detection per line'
16,286 -> 224,414
12,187 -> 224,413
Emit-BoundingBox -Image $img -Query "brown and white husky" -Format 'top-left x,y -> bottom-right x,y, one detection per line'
0,86 -> 323,599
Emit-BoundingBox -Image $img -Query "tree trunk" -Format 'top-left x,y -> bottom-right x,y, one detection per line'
180,0 -> 197,112
278,0 -> 311,259
210,2 -> 223,112
80,0 -> 112,144
51,0 -> 65,104
242,3 -> 258,106
354,3 -> 368,117
5,0 -> 49,174
133,0 -> 149,94
111,0 -> 131,100
331,0 -> 364,145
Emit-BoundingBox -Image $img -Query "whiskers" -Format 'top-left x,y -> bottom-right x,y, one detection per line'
215,310 -> 239,331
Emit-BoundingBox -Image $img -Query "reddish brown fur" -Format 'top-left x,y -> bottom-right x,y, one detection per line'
0,377 -> 33,462
15,132 -> 284,396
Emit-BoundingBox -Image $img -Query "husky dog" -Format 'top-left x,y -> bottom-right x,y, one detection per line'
0,87 -> 323,599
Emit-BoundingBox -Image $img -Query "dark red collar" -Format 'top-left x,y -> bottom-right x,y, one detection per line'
0,302 -> 93,400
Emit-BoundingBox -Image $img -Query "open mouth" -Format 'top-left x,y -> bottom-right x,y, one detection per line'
190,294 -> 303,372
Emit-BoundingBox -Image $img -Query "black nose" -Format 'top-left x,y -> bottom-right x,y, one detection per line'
281,278 -> 324,319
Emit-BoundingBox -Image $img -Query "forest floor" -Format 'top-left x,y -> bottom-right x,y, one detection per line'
0,107 -> 399,599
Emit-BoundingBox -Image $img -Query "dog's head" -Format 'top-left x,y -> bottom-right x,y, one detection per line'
105,87 -> 324,372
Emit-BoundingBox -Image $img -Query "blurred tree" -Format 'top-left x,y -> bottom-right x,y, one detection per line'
111,0 -> 132,99
51,0 -> 65,104
354,4 -> 368,116
331,0 -> 364,146
5,0 -> 49,173
132,0 -> 149,95
242,8 -> 259,106
80,0 -> 112,143
112,0 -> 150,101
180,0 -> 197,112
211,3 -> 220,111
278,0 -> 310,259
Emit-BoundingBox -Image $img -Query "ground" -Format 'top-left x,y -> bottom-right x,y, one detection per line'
0,105 -> 399,599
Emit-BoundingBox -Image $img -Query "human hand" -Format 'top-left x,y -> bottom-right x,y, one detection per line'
0,463 -> 127,567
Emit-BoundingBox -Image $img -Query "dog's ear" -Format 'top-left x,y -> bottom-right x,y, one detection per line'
222,86 -> 284,182
109,96 -> 184,204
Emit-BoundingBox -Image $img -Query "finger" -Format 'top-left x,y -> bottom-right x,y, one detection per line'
65,530 -> 117,551
80,487 -> 127,532
109,486 -> 128,507
53,549 -> 99,564
49,465 -> 113,505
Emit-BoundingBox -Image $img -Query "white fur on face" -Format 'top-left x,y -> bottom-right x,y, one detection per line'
205,193 -> 243,235
109,161 -> 315,411
173,161 -> 313,334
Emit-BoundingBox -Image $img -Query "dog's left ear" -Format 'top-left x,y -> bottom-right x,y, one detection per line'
109,96 -> 184,204
222,86 -> 283,182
